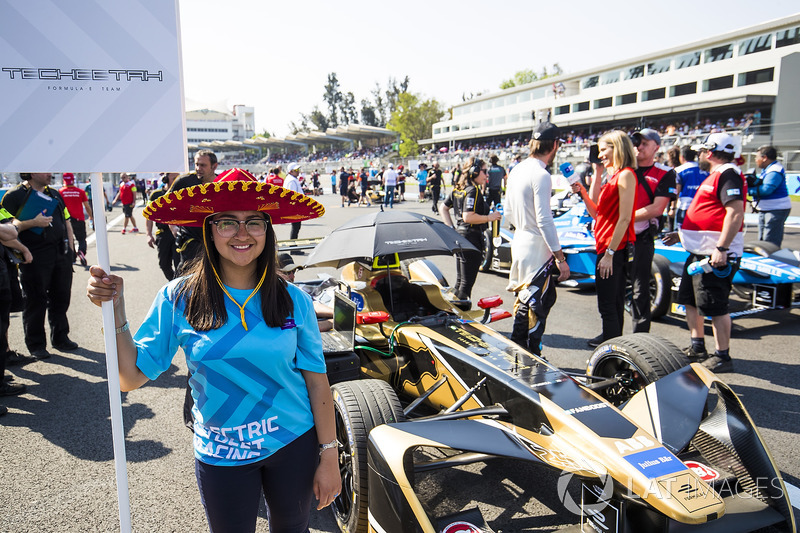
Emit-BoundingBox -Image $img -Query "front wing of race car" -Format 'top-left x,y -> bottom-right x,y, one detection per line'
364,362 -> 795,533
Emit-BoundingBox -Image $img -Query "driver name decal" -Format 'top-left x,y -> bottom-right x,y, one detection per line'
623,448 -> 684,478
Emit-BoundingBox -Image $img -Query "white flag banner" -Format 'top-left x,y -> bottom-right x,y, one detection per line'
0,0 -> 187,173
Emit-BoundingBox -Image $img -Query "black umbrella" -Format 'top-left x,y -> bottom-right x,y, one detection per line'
305,209 -> 479,269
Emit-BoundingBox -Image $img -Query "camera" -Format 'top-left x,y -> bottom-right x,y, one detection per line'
744,172 -> 761,190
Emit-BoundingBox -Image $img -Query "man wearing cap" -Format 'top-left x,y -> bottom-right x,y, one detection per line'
671,133 -> 745,373
504,122 -> 570,355
383,164 -> 398,208
1,173 -> 77,358
170,149 -> 218,273
628,128 -> 677,334
284,163 -> 304,248
59,173 -> 93,264
752,146 -> 791,247
276,253 -> 334,331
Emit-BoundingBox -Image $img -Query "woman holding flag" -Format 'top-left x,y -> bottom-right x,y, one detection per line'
87,169 -> 339,533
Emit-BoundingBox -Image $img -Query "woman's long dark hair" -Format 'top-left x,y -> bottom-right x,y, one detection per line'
176,216 -> 293,331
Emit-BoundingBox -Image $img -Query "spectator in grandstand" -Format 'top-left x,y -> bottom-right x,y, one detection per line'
416,163 -> 428,202
752,145 -> 791,247
441,158 -> 502,306
627,129 -> 677,334
284,163 -> 304,250
671,146 -> 707,229
570,131 -> 637,347
383,164 -> 398,209
504,123 -> 570,355
59,173 -> 92,264
428,162 -> 443,214
667,133 -> 745,374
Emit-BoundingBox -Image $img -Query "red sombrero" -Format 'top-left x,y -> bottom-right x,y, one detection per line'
143,168 -> 324,226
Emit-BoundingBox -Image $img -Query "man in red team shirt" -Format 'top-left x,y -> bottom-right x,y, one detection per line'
112,173 -> 138,234
59,173 -> 93,264
667,133 -> 745,373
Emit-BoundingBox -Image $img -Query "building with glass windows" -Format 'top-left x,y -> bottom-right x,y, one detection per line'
426,14 -> 800,152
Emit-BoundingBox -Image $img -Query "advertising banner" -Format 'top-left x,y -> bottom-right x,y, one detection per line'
0,0 -> 187,173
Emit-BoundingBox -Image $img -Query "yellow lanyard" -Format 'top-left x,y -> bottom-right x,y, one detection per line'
211,266 -> 267,331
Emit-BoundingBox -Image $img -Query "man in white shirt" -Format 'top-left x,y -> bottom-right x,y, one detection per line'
284,163 -> 304,253
504,122 -> 570,355
383,164 -> 398,208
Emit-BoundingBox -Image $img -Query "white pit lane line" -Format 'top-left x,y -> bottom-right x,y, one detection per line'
86,212 -> 127,246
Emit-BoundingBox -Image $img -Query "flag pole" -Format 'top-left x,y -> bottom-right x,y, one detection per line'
90,172 -> 132,533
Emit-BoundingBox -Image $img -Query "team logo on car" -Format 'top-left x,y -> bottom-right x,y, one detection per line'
683,460 -> 720,482
441,521 -> 482,533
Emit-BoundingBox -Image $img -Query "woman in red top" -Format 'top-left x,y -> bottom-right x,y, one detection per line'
571,130 -> 637,343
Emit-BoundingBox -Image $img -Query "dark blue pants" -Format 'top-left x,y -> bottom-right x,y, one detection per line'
195,428 -> 318,533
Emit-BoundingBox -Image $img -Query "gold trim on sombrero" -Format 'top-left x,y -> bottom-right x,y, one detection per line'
143,176 -> 325,227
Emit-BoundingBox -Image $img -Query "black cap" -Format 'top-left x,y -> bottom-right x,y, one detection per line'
532,122 -> 564,142
278,253 -> 303,272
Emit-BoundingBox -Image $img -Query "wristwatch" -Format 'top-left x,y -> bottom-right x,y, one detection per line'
716,246 -> 729,252
319,439 -> 340,456
606,248 -> 615,256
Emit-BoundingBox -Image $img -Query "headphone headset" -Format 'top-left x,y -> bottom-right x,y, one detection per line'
471,159 -> 485,180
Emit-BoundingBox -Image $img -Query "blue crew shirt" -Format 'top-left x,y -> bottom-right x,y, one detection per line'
134,279 -> 325,466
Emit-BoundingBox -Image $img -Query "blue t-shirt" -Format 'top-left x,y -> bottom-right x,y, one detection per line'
134,279 -> 326,466
416,169 -> 427,186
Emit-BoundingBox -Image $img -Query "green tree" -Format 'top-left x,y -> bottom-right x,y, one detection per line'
499,63 -> 563,89
387,92 -> 443,157
309,106 -> 329,131
339,91 -> 357,125
323,72 -> 343,127
252,129 -> 272,138
360,98 -> 378,126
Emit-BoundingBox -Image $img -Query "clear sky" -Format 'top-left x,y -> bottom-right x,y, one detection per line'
178,1 -> 799,137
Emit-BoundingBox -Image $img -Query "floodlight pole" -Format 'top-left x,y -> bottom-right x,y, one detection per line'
90,172 -> 132,533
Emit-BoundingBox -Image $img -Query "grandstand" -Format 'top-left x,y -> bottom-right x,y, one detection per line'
423,13 -> 800,171
188,124 -> 398,172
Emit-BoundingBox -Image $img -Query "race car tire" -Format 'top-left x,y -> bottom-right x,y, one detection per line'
586,333 -> 689,406
650,254 -> 673,320
331,379 -> 405,533
744,240 -> 779,257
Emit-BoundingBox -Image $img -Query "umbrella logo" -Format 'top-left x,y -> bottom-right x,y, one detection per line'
384,238 -> 429,246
